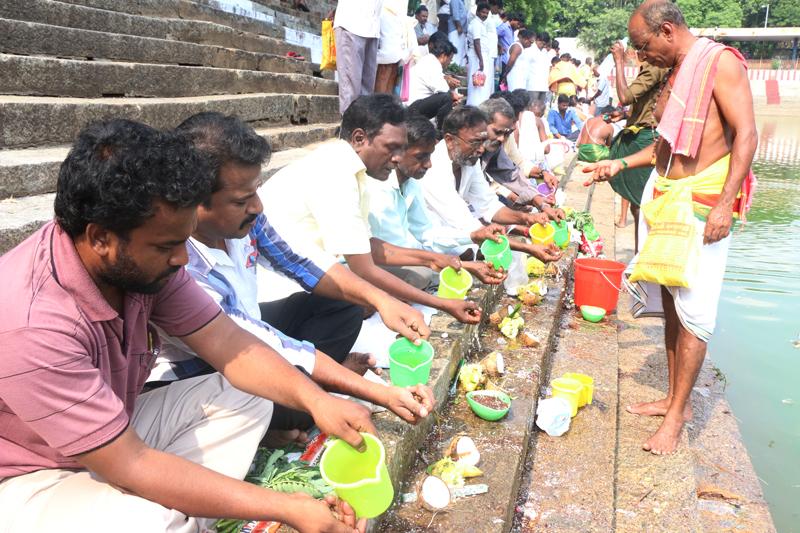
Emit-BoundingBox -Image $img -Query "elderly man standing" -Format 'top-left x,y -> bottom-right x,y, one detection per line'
333,0 -> 382,115
586,0 -> 757,455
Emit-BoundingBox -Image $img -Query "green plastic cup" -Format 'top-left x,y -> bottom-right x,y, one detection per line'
437,266 -> 473,299
480,235 -> 512,271
388,338 -> 434,387
319,433 -> 394,518
466,390 -> 511,421
583,224 -> 599,241
551,220 -> 569,247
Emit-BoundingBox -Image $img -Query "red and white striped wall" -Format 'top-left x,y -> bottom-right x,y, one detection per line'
611,67 -> 800,81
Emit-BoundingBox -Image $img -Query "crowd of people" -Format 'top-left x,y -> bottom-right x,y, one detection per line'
0,0 -> 757,531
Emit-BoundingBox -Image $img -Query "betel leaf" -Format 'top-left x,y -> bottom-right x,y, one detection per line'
508,304 -> 522,319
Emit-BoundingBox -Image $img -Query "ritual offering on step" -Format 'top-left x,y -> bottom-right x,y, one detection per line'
467,390 -> 511,421
417,475 -> 452,511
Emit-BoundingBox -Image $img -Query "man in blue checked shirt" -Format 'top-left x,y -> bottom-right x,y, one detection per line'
548,93 -> 584,142
150,112 -> 434,447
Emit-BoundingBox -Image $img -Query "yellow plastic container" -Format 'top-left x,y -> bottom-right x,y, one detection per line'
563,373 -> 594,407
551,377 -> 583,417
319,433 -> 394,518
530,223 -> 555,245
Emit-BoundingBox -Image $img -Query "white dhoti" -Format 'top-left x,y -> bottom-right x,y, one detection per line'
466,54 -> 492,106
624,170 -> 732,343
448,30 -> 467,68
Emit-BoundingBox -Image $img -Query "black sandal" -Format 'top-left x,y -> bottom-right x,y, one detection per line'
297,2 -> 310,12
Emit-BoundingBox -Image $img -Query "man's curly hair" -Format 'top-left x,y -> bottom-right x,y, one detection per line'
54,119 -> 214,239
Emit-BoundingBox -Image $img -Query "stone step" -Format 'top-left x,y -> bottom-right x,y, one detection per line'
380,247 -> 573,532
0,122 -> 339,209
0,0 -> 313,60
0,54 -> 338,99
0,93 -> 339,149
0,193 -> 56,258
0,18 -> 312,76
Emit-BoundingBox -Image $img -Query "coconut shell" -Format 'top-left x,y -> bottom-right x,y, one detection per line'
520,332 -> 541,347
445,434 -> 480,466
489,306 -> 509,324
417,475 -> 451,512
479,351 -> 504,375
545,263 -> 559,276
522,290 -> 541,306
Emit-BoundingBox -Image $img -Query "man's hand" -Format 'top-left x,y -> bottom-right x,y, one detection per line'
542,205 -> 566,223
457,22 -> 463,35
499,44 -> 506,55
479,63 -> 484,72
287,493 -> 366,533
445,75 -> 461,90
452,92 -> 464,105
470,223 -> 507,244
373,296 -> 431,344
325,9 -> 336,21
604,110 -> 625,123
611,41 -> 625,64
530,243 -> 563,263
442,299 -> 481,323
429,253 -> 462,273
542,171 -> 559,192
309,396 -> 377,452
703,204 -> 733,245
582,159 -> 624,186
383,384 -> 435,424
523,212 -> 550,227
462,261 -> 507,284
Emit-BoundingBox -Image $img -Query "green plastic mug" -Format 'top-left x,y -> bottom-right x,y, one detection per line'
480,235 -> 512,271
388,338 -> 434,387
551,220 -> 569,247
437,266 -> 473,299
319,433 -> 394,518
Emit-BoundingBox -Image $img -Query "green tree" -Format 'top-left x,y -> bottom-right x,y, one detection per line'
503,0 -> 556,32
577,8 -> 634,55
676,0 -> 743,27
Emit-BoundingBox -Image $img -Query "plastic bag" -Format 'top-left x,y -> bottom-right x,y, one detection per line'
320,20 -> 336,70
472,70 -> 486,87
630,182 -> 699,288
536,397 -> 572,436
504,251 -> 529,296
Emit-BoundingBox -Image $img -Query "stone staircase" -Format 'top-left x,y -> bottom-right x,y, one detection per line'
0,0 -> 339,255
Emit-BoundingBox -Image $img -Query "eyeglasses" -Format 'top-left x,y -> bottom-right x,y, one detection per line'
452,133 -> 487,151
633,30 -> 657,55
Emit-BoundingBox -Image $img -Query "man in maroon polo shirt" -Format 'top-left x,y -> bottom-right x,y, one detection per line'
0,120 -> 370,533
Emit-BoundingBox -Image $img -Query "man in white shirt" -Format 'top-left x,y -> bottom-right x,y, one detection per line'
407,40 -> 461,128
154,112 -> 435,447
261,94 -> 484,324
332,0 -> 383,115
526,31 -> 552,105
419,105 -> 563,263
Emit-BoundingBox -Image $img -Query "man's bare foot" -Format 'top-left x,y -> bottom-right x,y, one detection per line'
616,219 -> 627,228
343,352 -> 382,376
261,429 -> 309,448
627,397 -> 692,421
642,416 -> 683,455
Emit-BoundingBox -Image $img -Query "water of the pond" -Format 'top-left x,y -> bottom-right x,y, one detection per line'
708,115 -> 800,532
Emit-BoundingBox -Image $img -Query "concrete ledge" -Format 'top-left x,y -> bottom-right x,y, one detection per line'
380,251 -> 573,532
0,54 -> 338,99
0,19 -> 312,76
0,124 -> 339,228
0,0 -> 312,59
0,94 -> 339,149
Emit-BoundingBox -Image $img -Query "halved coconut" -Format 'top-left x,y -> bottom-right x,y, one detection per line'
545,263 -> 559,276
479,351 -> 505,376
520,332 -> 541,347
445,434 -> 481,466
417,475 -> 451,512
489,305 -> 509,324
522,290 -> 541,306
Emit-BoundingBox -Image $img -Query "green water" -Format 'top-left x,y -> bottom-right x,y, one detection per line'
708,116 -> 800,532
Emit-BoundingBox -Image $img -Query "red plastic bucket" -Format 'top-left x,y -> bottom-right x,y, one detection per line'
573,258 -> 627,312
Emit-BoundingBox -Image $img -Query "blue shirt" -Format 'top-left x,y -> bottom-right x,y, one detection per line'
496,22 -> 513,64
548,107 -> 584,136
447,0 -> 467,34
595,75 -> 611,109
367,171 -> 473,253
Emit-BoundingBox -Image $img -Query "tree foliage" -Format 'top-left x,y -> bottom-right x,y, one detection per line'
576,8 -> 634,55
676,0 -> 744,28
503,0 -> 556,32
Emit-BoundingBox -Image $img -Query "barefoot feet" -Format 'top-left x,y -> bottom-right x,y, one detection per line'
342,352 -> 382,377
616,219 -> 627,228
261,429 -> 309,449
626,397 -> 693,421
642,416 -> 684,455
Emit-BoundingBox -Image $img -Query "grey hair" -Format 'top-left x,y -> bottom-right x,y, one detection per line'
640,0 -> 686,31
478,98 -> 515,124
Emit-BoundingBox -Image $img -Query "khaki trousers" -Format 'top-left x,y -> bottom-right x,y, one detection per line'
0,374 -> 273,533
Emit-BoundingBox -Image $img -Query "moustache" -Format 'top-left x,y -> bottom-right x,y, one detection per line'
240,214 -> 257,230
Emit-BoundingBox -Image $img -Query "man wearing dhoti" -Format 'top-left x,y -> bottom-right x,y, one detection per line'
585,0 -> 758,455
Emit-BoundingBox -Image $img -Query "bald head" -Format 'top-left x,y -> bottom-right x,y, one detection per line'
531,100 -> 545,117
631,0 -> 686,32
